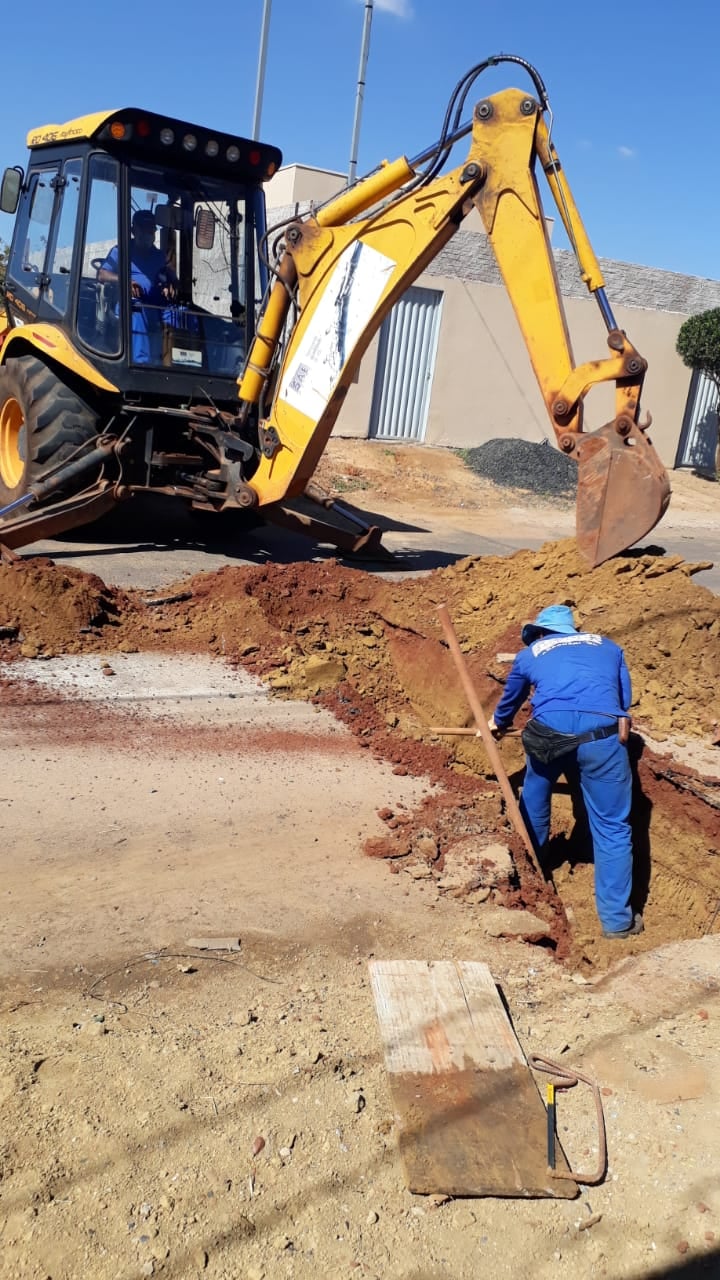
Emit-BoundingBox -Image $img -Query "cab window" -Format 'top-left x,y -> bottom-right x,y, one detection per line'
44,159 -> 82,317
7,167 -> 59,301
123,164 -> 250,376
76,154 -> 120,355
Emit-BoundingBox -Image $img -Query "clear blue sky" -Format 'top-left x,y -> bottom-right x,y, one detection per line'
1,0 -> 717,280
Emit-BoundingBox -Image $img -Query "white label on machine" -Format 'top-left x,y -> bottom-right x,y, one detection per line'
278,240 -> 396,421
172,347 -> 203,367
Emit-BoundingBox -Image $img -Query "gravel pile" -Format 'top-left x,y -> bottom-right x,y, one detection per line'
464,438 -> 577,498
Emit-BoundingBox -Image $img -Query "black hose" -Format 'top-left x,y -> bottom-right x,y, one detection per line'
419,53 -> 550,188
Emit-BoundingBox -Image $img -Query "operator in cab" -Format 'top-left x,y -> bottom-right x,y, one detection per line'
488,604 -> 642,941
97,209 -> 178,363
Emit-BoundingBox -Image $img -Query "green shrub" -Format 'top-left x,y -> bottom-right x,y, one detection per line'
676,309 -> 720,478
677,309 -> 720,388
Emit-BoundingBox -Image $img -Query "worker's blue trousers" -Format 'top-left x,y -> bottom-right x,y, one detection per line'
131,304 -> 161,365
518,711 -> 633,934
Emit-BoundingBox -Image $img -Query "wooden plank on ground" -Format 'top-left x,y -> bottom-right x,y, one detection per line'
369,959 -> 577,1198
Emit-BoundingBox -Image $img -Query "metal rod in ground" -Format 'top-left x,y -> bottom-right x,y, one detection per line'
435,603 -> 544,878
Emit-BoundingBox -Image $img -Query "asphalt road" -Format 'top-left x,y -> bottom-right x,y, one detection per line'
12,493 -> 720,596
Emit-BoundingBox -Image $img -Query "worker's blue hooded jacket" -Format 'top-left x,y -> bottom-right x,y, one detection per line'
493,631 -> 632,731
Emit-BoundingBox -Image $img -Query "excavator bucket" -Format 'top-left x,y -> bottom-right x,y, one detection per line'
574,421 -> 671,567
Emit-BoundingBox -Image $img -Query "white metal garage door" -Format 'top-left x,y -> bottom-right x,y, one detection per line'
368,285 -> 443,441
676,370 -> 719,473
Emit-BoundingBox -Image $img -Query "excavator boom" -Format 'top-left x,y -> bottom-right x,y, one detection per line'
238,58 -> 670,566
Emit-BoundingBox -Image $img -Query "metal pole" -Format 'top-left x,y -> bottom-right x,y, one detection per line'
252,0 -> 272,140
348,0 -> 374,184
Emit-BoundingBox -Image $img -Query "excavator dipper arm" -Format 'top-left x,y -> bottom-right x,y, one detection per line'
237,62 -> 670,566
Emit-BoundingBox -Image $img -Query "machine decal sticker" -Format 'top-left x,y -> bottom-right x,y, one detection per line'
278,241 -> 395,420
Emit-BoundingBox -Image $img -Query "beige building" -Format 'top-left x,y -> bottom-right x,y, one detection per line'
267,165 -> 720,472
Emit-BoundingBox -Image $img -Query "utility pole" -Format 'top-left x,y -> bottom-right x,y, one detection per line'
252,0 -> 272,139
348,0 -> 374,184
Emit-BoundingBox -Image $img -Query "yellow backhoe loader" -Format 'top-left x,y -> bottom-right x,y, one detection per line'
0,53 -> 670,566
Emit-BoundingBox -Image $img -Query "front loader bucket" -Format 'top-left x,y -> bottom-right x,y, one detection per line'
573,421 -> 671,567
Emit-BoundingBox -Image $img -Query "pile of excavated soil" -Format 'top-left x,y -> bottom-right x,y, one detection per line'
0,559 -> 129,654
1,539 -> 719,968
2,539 -> 717,739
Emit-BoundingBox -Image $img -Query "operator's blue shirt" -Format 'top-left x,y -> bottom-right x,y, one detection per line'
101,244 -> 175,304
493,631 -> 632,730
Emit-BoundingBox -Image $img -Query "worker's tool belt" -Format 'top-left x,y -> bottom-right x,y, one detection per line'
521,718 -> 618,765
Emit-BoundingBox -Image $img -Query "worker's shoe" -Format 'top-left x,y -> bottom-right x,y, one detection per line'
602,913 -> 644,940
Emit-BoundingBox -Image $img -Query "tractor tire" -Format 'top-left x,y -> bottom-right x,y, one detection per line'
0,355 -> 100,507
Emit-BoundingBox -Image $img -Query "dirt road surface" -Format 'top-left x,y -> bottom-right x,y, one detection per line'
1,444 -> 720,1280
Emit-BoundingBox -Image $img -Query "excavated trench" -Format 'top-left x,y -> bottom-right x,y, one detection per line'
1,538 -> 718,970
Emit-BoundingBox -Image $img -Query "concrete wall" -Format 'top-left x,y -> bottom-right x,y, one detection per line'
400,275 -> 696,467
266,165 -> 346,209
266,177 -> 720,469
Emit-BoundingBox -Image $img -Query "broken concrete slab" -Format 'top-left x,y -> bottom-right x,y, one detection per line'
441,839 -> 513,892
479,906 -> 553,943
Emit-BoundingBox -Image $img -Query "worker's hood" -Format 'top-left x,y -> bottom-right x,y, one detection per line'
521,604 -> 578,646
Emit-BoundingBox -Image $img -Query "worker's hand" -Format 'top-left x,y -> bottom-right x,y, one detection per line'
131,281 -> 146,299
487,716 -> 505,738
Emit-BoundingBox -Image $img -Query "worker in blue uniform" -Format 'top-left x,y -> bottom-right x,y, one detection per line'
98,210 -> 178,364
489,604 -> 643,940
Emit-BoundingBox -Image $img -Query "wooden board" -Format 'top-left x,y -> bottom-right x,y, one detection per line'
369,959 -> 577,1198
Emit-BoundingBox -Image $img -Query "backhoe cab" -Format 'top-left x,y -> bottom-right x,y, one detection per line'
0,108 -> 285,543
0,62 -> 671,565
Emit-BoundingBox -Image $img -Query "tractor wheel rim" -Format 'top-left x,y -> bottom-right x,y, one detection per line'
0,396 -> 26,490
